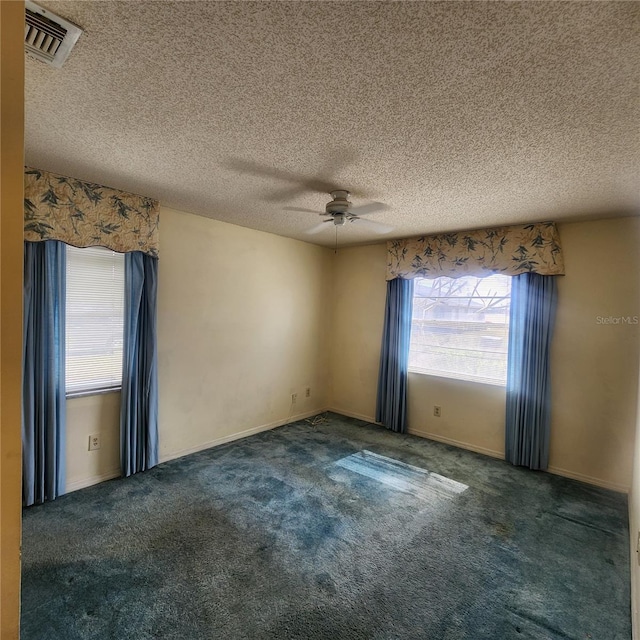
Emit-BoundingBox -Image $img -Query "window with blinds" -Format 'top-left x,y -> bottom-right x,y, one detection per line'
66,245 -> 125,395
409,274 -> 512,386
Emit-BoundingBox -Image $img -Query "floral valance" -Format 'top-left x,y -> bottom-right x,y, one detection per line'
24,167 -> 159,258
386,222 -> 564,280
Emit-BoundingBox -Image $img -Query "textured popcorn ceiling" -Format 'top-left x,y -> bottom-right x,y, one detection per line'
25,1 -> 639,247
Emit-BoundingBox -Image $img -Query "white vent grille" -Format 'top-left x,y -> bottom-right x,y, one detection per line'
25,1 -> 82,69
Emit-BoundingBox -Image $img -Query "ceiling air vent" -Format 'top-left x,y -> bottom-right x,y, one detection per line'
25,1 -> 82,69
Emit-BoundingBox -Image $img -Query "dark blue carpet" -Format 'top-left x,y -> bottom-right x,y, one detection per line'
21,413 -> 630,639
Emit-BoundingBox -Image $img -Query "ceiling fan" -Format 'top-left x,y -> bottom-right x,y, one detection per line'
286,190 -> 393,235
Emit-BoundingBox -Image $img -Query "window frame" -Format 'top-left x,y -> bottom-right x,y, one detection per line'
408,273 -> 512,387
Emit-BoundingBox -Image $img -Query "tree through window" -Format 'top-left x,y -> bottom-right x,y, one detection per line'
408,274 -> 511,385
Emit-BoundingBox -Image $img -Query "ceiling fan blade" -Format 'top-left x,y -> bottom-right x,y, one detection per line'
353,217 -> 394,234
305,220 -> 333,235
349,201 -> 390,217
283,207 -> 325,215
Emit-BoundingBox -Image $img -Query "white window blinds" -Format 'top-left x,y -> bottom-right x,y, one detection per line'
409,274 -> 512,386
65,245 -> 125,395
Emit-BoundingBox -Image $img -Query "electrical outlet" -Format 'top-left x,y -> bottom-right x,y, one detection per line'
433,405 -> 442,418
88,434 -> 101,451
636,531 -> 640,565
291,393 -> 298,404
305,387 -> 311,398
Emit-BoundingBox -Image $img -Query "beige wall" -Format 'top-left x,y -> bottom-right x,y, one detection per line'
66,393 -> 121,492
330,244 -> 387,419
65,206 -> 333,487
328,243 -> 508,457
549,218 -> 639,490
408,375 -> 506,458
627,225 -> 640,638
630,366 -> 640,639
0,2 -> 25,637
329,217 -> 640,491
157,207 -> 331,458
60,214 -> 640,494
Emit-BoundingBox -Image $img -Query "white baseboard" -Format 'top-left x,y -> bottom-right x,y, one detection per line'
63,409 -> 330,493
159,407 -> 329,464
547,465 -> 629,493
66,469 -> 120,493
63,411 -> 630,496
408,428 -> 505,460
408,428 -> 629,493
326,407 -> 379,424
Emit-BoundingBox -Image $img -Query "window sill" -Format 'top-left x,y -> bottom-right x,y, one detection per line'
66,386 -> 121,399
408,369 -> 506,388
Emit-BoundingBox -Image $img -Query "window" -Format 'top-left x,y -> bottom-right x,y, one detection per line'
409,274 -> 511,386
66,245 -> 125,395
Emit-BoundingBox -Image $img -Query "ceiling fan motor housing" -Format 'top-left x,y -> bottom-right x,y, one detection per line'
326,190 -> 351,215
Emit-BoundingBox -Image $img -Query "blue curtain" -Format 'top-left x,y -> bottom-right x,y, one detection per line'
505,273 -> 558,470
376,277 -> 414,433
121,251 -> 159,476
22,241 -> 67,506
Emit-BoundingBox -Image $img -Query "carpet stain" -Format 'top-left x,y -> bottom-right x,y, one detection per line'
493,521 -> 513,538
